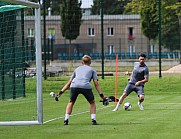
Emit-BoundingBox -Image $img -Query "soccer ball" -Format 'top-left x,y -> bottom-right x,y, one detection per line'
123,102 -> 132,110
49,92 -> 55,97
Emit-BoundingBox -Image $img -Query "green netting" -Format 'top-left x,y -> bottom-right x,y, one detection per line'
0,1 -> 7,7
0,5 -> 26,12
0,4 -> 26,100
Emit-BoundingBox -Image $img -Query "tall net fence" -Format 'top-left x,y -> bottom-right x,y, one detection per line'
39,0 -> 180,61
0,0 -> 42,125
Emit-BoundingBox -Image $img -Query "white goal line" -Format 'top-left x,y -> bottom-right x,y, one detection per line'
43,104 -> 115,124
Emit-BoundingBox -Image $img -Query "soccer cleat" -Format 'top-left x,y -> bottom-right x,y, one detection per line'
92,119 -> 98,125
64,119 -> 68,125
138,101 -> 144,110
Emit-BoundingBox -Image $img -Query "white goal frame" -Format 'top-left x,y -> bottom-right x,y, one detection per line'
0,0 -> 42,125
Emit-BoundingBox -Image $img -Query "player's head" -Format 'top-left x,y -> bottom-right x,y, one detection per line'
82,55 -> 91,65
139,53 -> 146,58
139,53 -> 146,65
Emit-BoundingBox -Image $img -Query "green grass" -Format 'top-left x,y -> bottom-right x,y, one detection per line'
0,75 -> 181,139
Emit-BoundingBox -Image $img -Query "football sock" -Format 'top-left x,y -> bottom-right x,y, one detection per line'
115,104 -> 121,110
65,114 -> 70,120
91,114 -> 96,120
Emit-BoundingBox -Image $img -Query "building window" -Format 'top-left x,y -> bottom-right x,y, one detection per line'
108,45 -> 114,54
88,28 -> 95,36
27,28 -> 34,37
150,45 -> 155,53
48,28 -> 55,39
128,27 -> 133,40
108,27 -> 114,36
128,45 -> 135,53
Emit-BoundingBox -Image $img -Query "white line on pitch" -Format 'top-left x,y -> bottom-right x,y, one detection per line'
43,104 -> 114,124
147,103 -> 181,104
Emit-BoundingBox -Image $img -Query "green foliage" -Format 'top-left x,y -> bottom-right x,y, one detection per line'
91,0 -> 131,15
125,0 -> 181,51
60,0 -> 82,41
161,0 -> 180,51
164,1 -> 181,16
124,0 -> 144,14
141,0 -> 158,42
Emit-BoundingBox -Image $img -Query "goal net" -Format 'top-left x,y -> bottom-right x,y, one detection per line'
0,0 -> 42,125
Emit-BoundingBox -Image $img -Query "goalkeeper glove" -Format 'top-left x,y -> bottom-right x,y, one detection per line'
55,91 -> 63,101
99,93 -> 105,99
103,97 -> 109,106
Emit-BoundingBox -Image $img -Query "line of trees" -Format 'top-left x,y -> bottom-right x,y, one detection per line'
124,0 -> 181,51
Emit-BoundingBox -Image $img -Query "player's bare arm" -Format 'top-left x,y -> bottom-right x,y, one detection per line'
93,80 -> 105,99
128,71 -> 133,81
57,80 -> 72,96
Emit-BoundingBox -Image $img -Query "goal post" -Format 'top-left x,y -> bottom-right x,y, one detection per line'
0,0 -> 42,125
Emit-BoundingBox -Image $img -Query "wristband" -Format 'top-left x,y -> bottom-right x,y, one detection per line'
59,91 -> 63,95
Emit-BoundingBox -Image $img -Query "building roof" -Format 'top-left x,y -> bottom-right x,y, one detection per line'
24,14 -> 140,21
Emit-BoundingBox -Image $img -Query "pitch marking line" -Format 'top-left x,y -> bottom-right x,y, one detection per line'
43,102 -> 181,124
148,103 -> 181,104
43,104 -> 114,124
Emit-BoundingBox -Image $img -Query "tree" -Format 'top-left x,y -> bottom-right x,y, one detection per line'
165,0 -> 181,60
140,0 -> 158,42
60,0 -> 82,57
125,0 -> 158,42
125,0 -> 180,51
124,0 -> 143,14
91,0 -> 132,15
161,0 -> 180,51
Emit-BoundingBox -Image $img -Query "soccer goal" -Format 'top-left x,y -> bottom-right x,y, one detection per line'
0,0 -> 42,125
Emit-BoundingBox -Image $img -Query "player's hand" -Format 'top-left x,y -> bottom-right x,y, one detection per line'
55,91 -> 63,101
55,95 -> 59,101
99,93 -> 105,100
135,81 -> 140,86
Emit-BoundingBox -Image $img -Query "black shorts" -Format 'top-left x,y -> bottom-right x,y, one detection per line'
124,83 -> 144,96
70,88 -> 94,103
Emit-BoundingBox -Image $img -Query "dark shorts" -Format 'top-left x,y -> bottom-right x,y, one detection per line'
70,88 -> 94,103
124,83 -> 144,96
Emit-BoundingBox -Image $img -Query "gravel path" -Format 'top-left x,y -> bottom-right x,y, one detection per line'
150,64 -> 181,75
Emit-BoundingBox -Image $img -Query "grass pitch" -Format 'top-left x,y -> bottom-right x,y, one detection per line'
0,75 -> 180,139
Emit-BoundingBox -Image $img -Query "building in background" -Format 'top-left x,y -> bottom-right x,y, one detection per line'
24,14 -> 172,60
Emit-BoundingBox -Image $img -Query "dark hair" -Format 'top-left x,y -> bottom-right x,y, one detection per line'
139,53 -> 146,58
